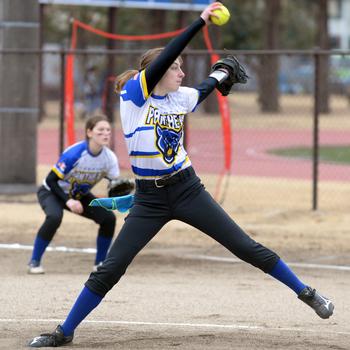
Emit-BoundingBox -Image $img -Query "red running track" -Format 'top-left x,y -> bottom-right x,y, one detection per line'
38,128 -> 350,182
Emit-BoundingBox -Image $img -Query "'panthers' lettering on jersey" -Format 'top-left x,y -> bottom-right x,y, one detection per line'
120,71 -> 199,178
44,141 -> 120,199
145,106 -> 185,131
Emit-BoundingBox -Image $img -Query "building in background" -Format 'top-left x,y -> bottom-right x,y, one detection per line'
328,0 -> 350,49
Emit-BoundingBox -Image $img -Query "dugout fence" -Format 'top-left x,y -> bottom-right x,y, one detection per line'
1,48 -> 350,211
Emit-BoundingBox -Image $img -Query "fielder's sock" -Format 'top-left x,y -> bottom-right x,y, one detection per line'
30,236 -> 50,263
95,235 -> 112,265
269,259 -> 306,295
61,286 -> 103,336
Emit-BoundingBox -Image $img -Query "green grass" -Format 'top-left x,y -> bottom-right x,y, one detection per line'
268,145 -> 350,164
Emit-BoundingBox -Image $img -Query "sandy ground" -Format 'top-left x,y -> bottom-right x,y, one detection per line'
0,94 -> 349,349
0,172 -> 350,349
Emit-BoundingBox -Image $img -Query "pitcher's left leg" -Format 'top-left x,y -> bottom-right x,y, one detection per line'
175,186 -> 278,272
174,186 -> 334,318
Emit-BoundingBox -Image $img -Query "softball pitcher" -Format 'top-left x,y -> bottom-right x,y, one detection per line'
28,115 -> 120,274
28,2 -> 334,347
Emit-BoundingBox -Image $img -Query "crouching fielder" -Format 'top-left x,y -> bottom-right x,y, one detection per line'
28,115 -> 123,274
28,2 -> 334,347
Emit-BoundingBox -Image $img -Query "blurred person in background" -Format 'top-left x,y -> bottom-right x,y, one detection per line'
79,64 -> 104,119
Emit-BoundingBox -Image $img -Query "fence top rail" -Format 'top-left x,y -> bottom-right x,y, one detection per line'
1,48 -> 350,56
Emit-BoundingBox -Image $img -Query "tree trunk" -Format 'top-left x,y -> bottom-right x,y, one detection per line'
106,7 -> 118,149
317,0 -> 330,114
151,9 -> 167,47
0,0 -> 39,193
258,0 -> 280,113
203,25 -> 220,115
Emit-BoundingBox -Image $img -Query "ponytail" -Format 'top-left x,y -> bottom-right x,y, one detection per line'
115,69 -> 138,94
114,48 -> 165,95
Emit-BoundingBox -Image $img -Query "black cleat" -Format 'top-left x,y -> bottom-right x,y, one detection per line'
28,325 -> 73,347
298,286 -> 334,319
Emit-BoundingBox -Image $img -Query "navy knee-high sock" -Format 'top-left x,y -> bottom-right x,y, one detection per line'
269,259 -> 306,295
30,236 -> 50,263
95,235 -> 112,265
61,286 -> 103,336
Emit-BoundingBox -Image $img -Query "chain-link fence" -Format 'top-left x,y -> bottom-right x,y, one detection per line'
1,48 -> 349,211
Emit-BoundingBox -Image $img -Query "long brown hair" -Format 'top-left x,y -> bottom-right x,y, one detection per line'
85,115 -> 109,139
115,47 -> 167,94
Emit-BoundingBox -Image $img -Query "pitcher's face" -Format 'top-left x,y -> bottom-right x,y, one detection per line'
158,58 -> 185,93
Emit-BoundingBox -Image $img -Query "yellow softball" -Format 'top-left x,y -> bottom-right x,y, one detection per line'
210,5 -> 230,26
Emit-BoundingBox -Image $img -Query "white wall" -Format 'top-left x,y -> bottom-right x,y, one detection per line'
329,0 -> 350,49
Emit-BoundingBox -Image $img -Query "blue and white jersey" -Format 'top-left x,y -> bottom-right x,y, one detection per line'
44,140 -> 120,199
120,71 -> 199,179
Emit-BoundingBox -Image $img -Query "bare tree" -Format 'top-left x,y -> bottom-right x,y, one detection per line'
150,9 -> 167,47
258,0 -> 281,112
0,0 -> 39,193
202,24 -> 221,114
316,0 -> 330,113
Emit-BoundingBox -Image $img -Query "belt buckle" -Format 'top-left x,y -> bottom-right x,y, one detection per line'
154,174 -> 171,188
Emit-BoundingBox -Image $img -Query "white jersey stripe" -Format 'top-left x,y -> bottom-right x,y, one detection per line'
124,126 -> 154,139
131,157 -> 189,177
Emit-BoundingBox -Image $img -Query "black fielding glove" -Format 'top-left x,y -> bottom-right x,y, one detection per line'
211,55 -> 249,96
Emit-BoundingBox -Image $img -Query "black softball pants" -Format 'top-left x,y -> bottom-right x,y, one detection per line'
36,186 -> 116,242
85,168 -> 279,297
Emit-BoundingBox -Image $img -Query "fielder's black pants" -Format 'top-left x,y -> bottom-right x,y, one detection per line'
85,167 -> 279,297
36,186 -> 116,242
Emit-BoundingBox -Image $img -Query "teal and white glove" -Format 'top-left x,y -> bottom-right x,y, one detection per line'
89,194 -> 134,213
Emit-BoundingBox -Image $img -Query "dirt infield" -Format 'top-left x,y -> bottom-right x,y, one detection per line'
1,169 -> 349,349
1,94 -> 349,349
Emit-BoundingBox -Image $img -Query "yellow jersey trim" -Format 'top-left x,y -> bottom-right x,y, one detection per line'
52,167 -> 64,179
140,70 -> 149,99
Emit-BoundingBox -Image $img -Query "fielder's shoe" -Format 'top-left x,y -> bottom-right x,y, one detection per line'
28,325 -> 73,348
27,260 -> 45,275
298,286 -> 334,319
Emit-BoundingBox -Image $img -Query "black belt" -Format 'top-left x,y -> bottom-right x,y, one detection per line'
136,167 -> 195,190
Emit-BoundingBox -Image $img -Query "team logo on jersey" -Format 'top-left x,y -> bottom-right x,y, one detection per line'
69,180 -> 91,199
156,125 -> 182,164
145,105 -> 185,164
68,171 -> 105,199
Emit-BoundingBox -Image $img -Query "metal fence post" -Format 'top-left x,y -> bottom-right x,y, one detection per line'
59,50 -> 66,155
312,51 -> 320,211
